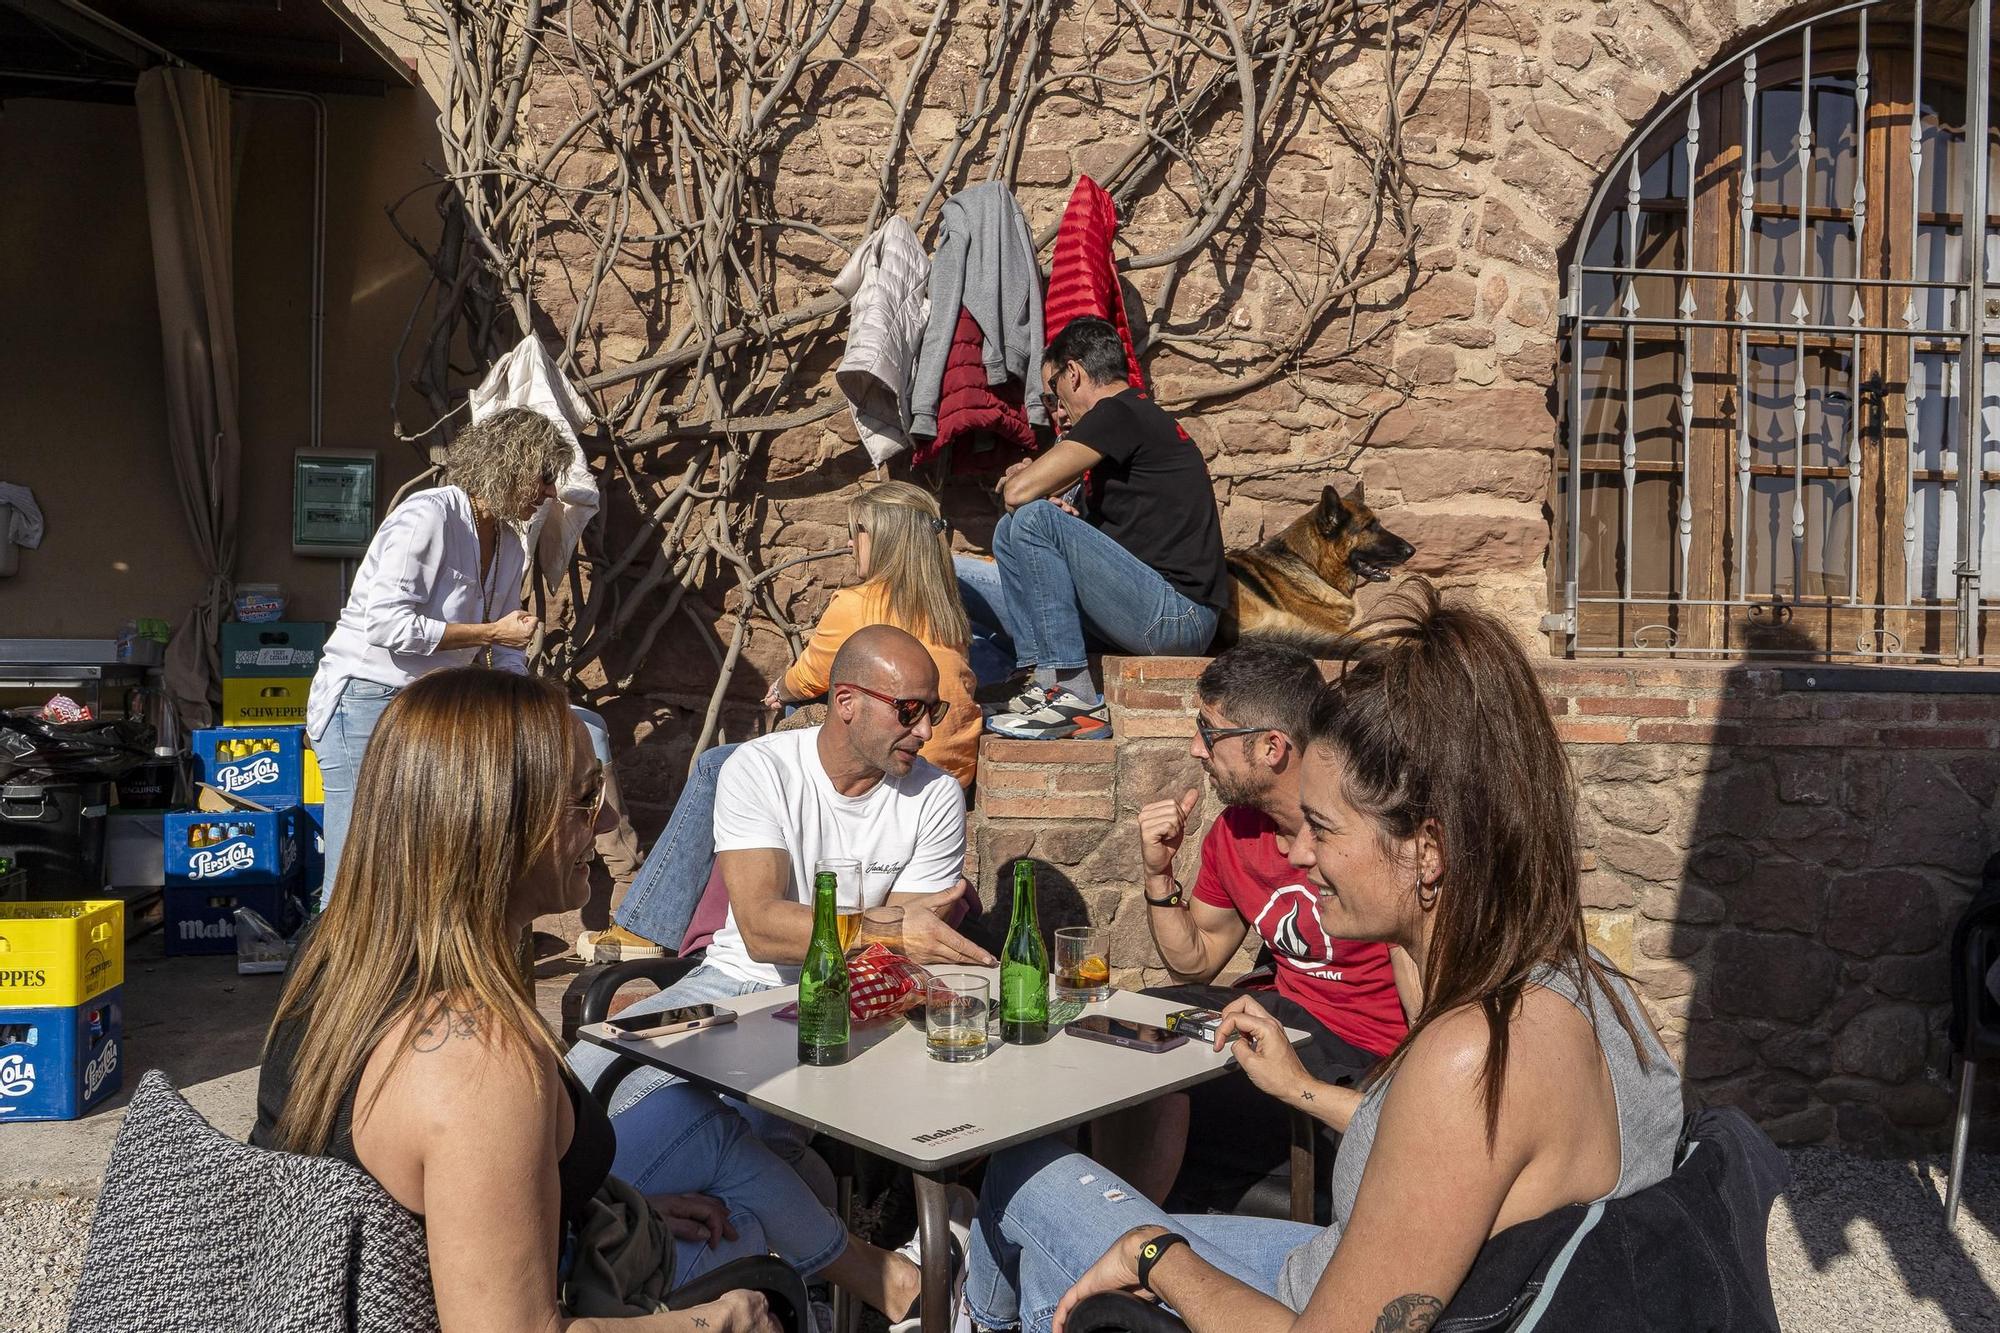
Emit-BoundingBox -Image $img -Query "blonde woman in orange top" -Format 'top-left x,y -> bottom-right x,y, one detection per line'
763,481 -> 982,786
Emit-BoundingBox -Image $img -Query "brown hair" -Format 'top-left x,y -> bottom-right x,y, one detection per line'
263,667 -> 573,1153
1306,578 -> 1654,1142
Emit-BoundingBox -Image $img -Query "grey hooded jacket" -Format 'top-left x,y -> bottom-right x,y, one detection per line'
907,181 -> 1047,438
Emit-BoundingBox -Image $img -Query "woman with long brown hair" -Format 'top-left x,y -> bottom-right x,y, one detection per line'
964,579 -> 1683,1333
253,668 -> 929,1331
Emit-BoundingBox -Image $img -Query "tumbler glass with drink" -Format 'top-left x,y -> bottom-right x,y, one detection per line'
926,973 -> 991,1062
1053,925 -> 1112,1003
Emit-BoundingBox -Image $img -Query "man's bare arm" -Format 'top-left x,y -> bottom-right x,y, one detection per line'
718,849 -> 811,964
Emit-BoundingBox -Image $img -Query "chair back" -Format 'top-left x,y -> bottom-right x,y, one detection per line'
66,1070 -> 438,1333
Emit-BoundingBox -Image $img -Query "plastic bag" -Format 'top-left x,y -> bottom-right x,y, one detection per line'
234,906 -> 294,975
0,711 -> 154,783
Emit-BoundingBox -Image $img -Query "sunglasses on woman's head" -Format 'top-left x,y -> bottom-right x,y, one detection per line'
847,683 -> 950,728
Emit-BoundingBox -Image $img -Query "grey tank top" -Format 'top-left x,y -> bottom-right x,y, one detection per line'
1274,954 -> 1683,1311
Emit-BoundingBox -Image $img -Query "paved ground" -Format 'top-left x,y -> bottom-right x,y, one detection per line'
5,934 -> 1998,1330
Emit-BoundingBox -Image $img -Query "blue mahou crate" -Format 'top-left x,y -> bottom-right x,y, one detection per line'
0,987 -> 123,1122
163,881 -> 305,957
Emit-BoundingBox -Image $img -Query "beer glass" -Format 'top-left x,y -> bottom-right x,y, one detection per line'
856,905 -> 905,956
814,857 -> 862,951
926,973 -> 991,1062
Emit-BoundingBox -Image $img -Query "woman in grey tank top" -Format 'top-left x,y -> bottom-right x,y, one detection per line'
964,580 -> 1683,1333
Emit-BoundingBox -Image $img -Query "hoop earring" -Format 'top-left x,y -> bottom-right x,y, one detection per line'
1416,873 -> 1439,910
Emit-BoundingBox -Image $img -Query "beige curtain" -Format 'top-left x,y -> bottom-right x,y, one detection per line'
136,66 -> 241,730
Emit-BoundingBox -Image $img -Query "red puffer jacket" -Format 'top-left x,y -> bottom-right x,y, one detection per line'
910,305 -> 1036,469
1043,175 -> 1146,390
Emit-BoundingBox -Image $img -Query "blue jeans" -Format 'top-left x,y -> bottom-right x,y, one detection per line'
567,962 -> 834,1206
311,678 -> 400,907
609,1079 -> 847,1281
956,555 -> 1023,686
991,501 -> 1220,673
967,1138 -> 1319,1333
615,744 -> 738,951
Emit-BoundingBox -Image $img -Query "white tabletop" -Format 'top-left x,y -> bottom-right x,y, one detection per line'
580,971 -> 1311,1172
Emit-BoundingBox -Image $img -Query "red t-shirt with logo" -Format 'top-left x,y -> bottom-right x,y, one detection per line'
1191,806 -> 1408,1058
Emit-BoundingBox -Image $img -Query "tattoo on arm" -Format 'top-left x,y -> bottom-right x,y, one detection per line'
1300,1090 -> 1315,1101
411,1001 -> 484,1053
1372,1294 -> 1442,1333
693,1320 -> 709,1329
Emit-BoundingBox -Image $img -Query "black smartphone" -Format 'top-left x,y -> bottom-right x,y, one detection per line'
604,1003 -> 736,1038
1064,1014 -> 1188,1054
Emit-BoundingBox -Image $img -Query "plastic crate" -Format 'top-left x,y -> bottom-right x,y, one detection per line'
221,678 -> 308,726
0,987 -> 123,1122
0,900 -> 124,1007
163,882 -> 304,957
300,804 -> 324,897
164,808 -> 303,888
192,726 -> 306,807
219,622 -> 327,679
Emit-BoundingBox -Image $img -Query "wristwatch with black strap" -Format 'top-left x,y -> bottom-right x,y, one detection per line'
1134,1230 -> 1189,1294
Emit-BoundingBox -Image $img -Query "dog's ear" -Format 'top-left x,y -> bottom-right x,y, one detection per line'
1317,484 -> 1352,536
1346,478 -> 1366,508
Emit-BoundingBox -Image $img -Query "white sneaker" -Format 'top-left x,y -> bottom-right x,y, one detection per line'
889,1184 -> 977,1333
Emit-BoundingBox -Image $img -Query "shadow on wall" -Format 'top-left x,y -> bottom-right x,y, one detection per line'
1657,645 -> 2000,1317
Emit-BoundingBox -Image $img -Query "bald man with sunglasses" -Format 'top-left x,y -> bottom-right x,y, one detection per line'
569,626 -> 991,1205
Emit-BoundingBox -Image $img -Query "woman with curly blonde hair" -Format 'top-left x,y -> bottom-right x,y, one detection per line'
306,407 -> 570,896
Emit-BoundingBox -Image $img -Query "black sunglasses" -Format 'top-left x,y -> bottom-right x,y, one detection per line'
1196,714 -> 1272,752
848,684 -> 950,728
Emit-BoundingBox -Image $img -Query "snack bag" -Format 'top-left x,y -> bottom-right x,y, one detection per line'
845,943 -> 932,1022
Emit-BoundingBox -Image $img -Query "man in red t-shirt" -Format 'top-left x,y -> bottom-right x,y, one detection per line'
1093,642 -> 1415,1214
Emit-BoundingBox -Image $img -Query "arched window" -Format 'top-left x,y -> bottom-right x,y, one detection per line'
1557,0 -> 1998,663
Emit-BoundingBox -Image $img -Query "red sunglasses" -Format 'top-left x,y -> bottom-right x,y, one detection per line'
846,684 -> 950,728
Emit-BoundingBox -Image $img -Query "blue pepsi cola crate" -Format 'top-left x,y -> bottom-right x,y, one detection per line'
163,807 -> 303,889
193,726 -> 306,807
0,987 -> 122,1121
162,881 -> 305,957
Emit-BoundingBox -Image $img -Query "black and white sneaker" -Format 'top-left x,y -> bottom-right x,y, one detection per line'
985,688 -> 1111,740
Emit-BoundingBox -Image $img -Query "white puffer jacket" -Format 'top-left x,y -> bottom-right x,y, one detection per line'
832,216 -> 930,466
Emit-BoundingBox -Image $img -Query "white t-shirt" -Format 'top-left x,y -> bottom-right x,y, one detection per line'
704,726 -> 968,986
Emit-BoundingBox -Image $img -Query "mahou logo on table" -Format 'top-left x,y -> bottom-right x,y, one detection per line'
219,756 -> 281,792
189,843 -> 256,879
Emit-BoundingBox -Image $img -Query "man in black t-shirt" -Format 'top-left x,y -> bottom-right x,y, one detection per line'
978,317 -> 1228,740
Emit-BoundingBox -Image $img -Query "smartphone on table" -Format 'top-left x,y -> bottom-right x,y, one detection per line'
604,1003 -> 736,1039
1063,1014 -> 1188,1054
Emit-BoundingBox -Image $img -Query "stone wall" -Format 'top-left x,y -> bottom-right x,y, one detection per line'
398,0 -> 1832,820
967,656 -> 2000,1151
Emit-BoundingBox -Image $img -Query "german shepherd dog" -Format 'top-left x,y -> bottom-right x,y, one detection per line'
1214,483 -> 1416,653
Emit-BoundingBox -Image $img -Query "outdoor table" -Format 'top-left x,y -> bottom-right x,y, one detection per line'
579,971 -> 1315,1333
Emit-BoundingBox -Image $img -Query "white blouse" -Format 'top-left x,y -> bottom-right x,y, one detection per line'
305,485 -> 529,740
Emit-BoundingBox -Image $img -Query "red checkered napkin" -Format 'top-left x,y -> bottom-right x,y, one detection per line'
846,943 -> 933,1022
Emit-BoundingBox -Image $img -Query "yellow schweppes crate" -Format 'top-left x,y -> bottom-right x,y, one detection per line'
0,901 -> 125,1007
221,677 -> 309,726
304,747 -> 323,804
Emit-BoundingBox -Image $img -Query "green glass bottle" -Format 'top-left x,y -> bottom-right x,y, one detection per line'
1001,857 -> 1050,1044
798,869 -> 851,1065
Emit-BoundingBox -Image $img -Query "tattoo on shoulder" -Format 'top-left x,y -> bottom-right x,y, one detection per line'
1372,1294 -> 1442,1333
411,1001 -> 485,1053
